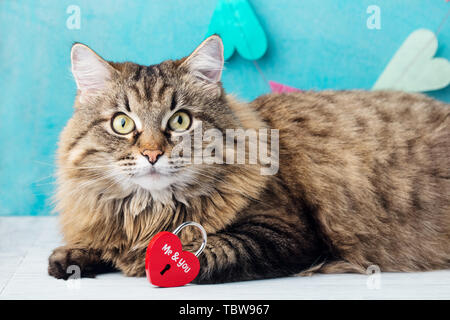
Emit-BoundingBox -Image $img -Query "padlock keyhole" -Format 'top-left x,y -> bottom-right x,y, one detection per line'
160,264 -> 171,275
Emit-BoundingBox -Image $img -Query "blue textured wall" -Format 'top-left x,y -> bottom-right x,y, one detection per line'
0,0 -> 448,215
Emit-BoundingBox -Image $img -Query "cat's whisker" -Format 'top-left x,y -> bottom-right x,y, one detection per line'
100,176 -> 131,195
38,169 -> 112,188
32,159 -> 116,170
64,168 -> 123,193
33,173 -> 57,184
33,160 -> 57,167
59,164 -> 118,170
34,160 -> 114,170
178,166 -> 265,205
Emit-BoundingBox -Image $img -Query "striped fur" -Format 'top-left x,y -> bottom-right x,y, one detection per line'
49,37 -> 450,283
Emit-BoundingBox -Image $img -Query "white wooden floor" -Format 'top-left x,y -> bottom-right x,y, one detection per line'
0,217 -> 449,300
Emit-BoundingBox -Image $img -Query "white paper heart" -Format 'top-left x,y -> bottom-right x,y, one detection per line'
373,29 -> 450,92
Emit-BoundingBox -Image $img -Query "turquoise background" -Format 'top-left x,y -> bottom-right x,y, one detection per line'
0,0 -> 448,215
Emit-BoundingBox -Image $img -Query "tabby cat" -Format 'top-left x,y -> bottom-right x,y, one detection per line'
48,35 -> 449,283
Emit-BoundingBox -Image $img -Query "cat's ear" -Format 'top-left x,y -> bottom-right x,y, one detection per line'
71,43 -> 116,100
182,35 -> 224,84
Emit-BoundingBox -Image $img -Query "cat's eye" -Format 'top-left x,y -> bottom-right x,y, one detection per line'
168,111 -> 191,132
111,113 -> 135,135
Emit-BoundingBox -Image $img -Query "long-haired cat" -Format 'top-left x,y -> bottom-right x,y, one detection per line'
48,36 -> 449,283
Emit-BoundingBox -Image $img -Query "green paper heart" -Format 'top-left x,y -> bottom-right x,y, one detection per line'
373,29 -> 450,92
207,0 -> 268,60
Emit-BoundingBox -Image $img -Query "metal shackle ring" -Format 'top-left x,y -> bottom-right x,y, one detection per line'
172,221 -> 207,257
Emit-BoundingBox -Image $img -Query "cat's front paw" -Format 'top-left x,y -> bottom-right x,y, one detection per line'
48,246 -> 108,280
121,265 -> 146,277
115,251 -> 147,277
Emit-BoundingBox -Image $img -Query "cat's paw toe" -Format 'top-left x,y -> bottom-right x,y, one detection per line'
48,247 -> 95,280
48,247 -> 74,279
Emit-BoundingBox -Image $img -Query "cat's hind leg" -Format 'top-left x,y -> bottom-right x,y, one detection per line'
298,260 -> 366,276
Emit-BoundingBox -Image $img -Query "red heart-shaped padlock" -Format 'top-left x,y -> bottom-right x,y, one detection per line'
145,231 -> 201,287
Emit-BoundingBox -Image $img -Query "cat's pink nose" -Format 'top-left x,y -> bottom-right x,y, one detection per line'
142,149 -> 163,165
